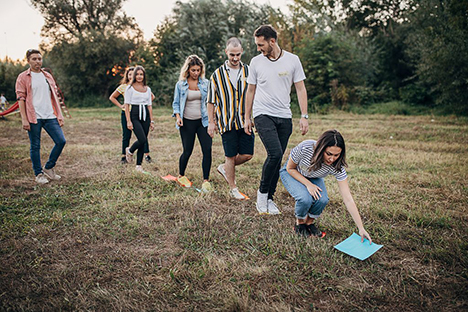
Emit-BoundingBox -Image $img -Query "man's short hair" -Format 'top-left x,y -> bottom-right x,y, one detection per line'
26,49 -> 41,60
226,37 -> 242,49
254,25 -> 277,41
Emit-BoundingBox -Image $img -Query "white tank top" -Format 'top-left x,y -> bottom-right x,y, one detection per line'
183,89 -> 202,120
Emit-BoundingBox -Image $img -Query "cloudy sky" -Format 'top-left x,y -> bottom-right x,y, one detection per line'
0,0 -> 290,60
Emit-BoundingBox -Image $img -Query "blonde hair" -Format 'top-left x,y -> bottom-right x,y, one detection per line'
120,66 -> 135,85
178,55 -> 205,81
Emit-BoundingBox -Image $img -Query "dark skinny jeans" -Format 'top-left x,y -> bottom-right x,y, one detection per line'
129,106 -> 150,165
179,118 -> 212,180
121,110 -> 149,155
254,114 -> 292,200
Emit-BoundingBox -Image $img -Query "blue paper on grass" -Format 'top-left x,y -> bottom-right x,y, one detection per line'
334,233 -> 383,260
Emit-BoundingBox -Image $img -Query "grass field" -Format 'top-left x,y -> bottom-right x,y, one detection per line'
1,107 -> 467,311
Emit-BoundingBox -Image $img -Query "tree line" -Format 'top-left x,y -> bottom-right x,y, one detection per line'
1,0 -> 466,115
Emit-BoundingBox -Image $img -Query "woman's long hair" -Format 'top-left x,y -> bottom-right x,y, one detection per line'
179,55 -> 205,81
309,129 -> 347,172
129,66 -> 147,86
120,66 -> 135,85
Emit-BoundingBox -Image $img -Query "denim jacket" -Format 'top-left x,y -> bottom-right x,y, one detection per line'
172,78 -> 209,129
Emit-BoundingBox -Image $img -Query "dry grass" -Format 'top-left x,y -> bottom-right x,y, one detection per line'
1,107 -> 467,311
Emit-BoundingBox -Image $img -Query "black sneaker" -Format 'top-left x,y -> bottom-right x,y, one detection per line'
121,157 -> 127,164
307,223 -> 325,238
294,224 -> 311,237
145,155 -> 152,163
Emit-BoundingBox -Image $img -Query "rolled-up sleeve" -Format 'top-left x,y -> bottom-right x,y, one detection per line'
15,74 -> 26,101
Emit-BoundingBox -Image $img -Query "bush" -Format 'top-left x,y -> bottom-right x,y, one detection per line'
399,83 -> 433,106
66,94 -> 110,108
296,30 -> 380,111
350,101 -> 432,115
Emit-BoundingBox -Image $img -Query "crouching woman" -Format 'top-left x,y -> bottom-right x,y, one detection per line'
280,129 -> 372,242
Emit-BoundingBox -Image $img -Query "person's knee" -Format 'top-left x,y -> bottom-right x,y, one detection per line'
268,150 -> 283,164
58,138 -> 66,148
316,195 -> 329,207
30,141 -> 41,151
181,149 -> 193,159
202,145 -> 212,155
224,156 -> 235,166
297,193 -> 313,208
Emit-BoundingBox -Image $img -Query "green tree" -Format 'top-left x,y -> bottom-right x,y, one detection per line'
0,58 -> 28,102
296,31 -> 380,109
289,0 -> 420,108
142,0 -> 275,106
31,0 -> 142,103
407,0 -> 468,114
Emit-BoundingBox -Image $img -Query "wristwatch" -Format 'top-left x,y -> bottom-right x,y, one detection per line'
301,114 -> 309,119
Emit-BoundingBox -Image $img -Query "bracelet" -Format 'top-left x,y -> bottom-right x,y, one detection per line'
151,121 -> 154,123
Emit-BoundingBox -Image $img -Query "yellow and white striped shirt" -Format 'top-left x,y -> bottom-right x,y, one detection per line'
207,61 -> 249,134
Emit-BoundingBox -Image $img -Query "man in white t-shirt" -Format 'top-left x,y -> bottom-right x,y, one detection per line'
244,25 -> 309,215
16,49 -> 66,184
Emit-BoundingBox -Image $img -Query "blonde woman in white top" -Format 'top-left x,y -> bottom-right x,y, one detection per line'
124,66 -> 155,173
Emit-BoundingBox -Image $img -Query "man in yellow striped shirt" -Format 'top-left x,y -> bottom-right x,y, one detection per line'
207,37 -> 254,200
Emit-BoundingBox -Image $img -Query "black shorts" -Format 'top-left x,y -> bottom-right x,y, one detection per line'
221,128 -> 255,157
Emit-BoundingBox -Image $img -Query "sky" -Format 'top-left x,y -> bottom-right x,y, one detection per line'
0,0 -> 290,61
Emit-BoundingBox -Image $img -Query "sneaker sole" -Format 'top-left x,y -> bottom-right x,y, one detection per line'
43,171 -> 60,180
231,191 -> 250,200
176,180 -> 192,188
292,226 -> 326,238
125,148 -> 133,163
314,232 -> 326,238
255,202 -> 269,215
217,166 -> 229,184
268,210 -> 281,215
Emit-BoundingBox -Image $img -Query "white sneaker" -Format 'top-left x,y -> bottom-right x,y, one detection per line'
43,167 -> 61,180
126,147 -> 133,163
35,173 -> 49,184
217,164 -> 228,183
256,190 -> 268,214
230,187 -> 248,200
267,199 -> 281,215
217,163 -> 236,185
135,165 -> 148,174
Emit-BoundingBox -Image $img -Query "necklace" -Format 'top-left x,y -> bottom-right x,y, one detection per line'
267,48 -> 283,62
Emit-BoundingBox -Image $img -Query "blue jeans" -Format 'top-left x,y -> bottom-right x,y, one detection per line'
280,164 -> 329,219
254,114 -> 292,200
28,118 -> 66,176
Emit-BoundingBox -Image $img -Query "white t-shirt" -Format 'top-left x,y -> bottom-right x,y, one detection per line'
247,51 -> 306,119
0,95 -> 6,104
31,72 -> 55,119
227,67 -> 240,89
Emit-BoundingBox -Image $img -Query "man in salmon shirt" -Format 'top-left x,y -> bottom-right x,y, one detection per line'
16,49 -> 66,184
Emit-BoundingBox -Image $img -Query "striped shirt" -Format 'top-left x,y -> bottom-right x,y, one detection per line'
207,61 -> 249,134
290,140 -> 348,181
